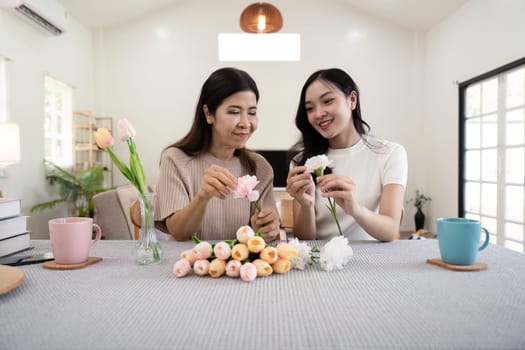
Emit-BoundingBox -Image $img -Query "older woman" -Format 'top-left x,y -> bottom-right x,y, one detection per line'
155,67 -> 280,242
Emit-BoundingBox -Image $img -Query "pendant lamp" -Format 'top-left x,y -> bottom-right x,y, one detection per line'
240,2 -> 283,33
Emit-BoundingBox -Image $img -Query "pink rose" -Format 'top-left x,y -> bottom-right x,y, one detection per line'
193,259 -> 210,276
225,260 -> 242,277
213,241 -> 231,260
236,225 -> 255,243
192,241 -> 213,260
180,249 -> 196,265
117,118 -> 137,141
240,262 -> 257,282
233,175 -> 260,202
173,259 -> 191,277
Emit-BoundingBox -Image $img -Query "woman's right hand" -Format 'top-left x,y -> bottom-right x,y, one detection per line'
286,165 -> 315,207
196,165 -> 238,201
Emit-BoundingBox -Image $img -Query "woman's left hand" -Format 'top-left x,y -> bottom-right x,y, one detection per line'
250,208 -> 280,242
317,174 -> 362,217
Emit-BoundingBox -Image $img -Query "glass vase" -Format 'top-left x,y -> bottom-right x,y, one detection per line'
132,192 -> 163,265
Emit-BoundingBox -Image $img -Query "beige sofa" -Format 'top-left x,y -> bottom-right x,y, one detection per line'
92,185 -> 139,240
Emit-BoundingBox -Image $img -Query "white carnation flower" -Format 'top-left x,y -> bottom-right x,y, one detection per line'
305,154 -> 333,176
320,236 -> 353,271
287,237 -> 312,270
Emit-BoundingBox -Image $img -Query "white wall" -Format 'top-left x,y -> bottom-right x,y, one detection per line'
98,0 -> 419,199
0,9 -> 95,238
421,0 -> 525,233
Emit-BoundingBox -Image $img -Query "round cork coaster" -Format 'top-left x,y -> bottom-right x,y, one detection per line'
0,265 -> 24,295
43,256 -> 102,270
426,258 -> 487,271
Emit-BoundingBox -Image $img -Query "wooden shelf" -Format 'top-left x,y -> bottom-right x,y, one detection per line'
72,110 -> 113,188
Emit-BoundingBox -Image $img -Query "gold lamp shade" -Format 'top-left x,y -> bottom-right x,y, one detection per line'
240,2 -> 283,33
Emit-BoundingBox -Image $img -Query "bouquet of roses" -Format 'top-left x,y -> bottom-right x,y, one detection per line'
173,225 -> 298,282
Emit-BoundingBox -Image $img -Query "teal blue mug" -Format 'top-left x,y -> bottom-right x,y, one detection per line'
437,218 -> 490,265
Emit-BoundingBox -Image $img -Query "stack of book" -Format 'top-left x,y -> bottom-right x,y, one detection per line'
0,198 -> 31,257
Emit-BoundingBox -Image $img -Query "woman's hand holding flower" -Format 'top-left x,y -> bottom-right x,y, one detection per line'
250,207 -> 280,242
316,173 -> 362,218
286,165 -> 315,207
197,165 -> 237,201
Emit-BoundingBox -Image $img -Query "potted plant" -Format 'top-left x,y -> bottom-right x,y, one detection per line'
31,159 -> 108,217
406,190 -> 431,231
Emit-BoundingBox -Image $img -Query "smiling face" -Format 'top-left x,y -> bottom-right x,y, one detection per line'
204,90 -> 258,159
304,79 -> 359,148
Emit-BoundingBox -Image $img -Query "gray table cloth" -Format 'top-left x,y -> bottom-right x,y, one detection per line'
1,239 -> 524,349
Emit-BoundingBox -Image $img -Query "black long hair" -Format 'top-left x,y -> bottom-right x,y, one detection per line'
288,68 -> 371,165
168,67 -> 260,173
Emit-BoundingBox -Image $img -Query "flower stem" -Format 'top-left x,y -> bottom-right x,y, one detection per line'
327,197 -> 343,236
252,200 -> 261,214
142,195 -> 160,261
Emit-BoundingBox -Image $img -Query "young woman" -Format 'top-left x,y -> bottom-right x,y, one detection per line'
156,67 -> 280,241
286,68 -> 407,241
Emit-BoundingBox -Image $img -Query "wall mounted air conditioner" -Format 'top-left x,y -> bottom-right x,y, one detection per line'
0,0 -> 68,35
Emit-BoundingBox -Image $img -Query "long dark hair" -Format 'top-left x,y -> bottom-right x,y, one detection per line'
288,68 -> 371,165
168,67 -> 259,173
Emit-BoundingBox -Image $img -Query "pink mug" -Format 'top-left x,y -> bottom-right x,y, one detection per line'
49,217 -> 102,264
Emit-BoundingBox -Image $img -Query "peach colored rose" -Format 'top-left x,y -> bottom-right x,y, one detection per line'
173,259 -> 191,277
193,259 -> 210,276
259,246 -> 279,264
253,259 -> 273,277
231,243 -> 249,261
213,241 -> 231,260
272,258 -> 291,274
180,249 -> 196,265
192,241 -> 213,260
209,258 -> 226,278
93,127 -> 114,149
240,262 -> 257,282
225,260 -> 242,277
236,225 -> 255,243
246,236 -> 266,253
277,242 -> 299,260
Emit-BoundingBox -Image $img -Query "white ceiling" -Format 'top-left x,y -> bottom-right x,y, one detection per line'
58,0 -> 468,32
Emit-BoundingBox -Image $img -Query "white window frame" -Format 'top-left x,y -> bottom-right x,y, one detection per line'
44,75 -> 73,167
459,57 -> 525,253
